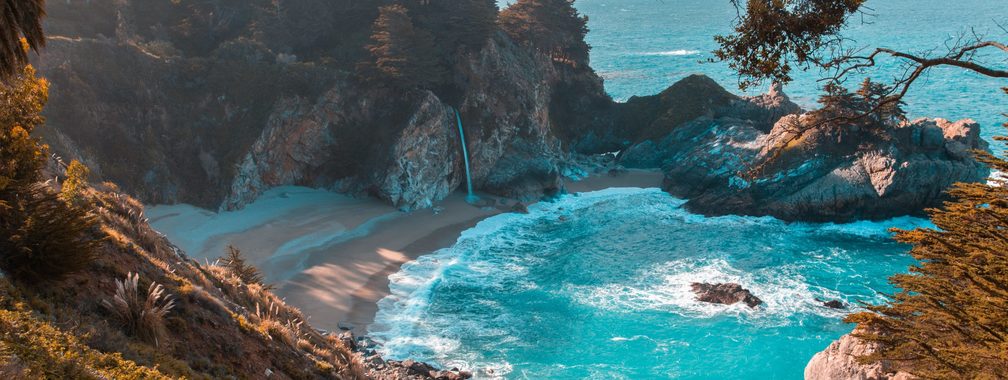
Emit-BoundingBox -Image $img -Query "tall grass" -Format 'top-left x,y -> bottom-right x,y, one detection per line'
101,273 -> 175,347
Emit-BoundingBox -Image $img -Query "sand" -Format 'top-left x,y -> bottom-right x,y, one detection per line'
148,169 -> 664,335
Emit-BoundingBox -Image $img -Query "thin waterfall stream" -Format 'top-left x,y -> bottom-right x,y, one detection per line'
454,108 -> 478,203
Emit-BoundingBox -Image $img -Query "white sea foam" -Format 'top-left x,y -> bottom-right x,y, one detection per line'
568,258 -> 850,325
371,187 -> 912,377
640,49 -> 701,56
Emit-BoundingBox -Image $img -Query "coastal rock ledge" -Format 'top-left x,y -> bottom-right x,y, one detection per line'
620,76 -> 990,222
805,333 -> 914,380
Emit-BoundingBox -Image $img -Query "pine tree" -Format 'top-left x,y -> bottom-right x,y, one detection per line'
364,4 -> 447,89
845,87 -> 1008,379
221,245 -> 266,287
499,0 -> 591,68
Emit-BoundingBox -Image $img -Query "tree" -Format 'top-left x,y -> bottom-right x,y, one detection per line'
221,245 -> 266,287
499,0 -> 591,68
408,0 -> 498,53
0,62 -> 98,283
364,4 -> 447,89
845,89 -> 1008,379
0,0 -> 46,79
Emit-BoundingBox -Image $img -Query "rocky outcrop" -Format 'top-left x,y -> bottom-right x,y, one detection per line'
805,334 -> 913,380
691,282 -> 763,308
37,1 -> 600,211
620,78 -> 989,222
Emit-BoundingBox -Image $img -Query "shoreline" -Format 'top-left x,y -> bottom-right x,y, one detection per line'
148,169 -> 665,336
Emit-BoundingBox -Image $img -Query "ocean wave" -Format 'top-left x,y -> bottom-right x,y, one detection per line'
639,49 -> 701,56
370,187 -> 913,377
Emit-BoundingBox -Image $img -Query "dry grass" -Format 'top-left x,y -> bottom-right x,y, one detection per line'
101,273 -> 176,347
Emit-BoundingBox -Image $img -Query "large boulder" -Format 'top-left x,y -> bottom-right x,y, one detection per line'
805,333 -> 914,380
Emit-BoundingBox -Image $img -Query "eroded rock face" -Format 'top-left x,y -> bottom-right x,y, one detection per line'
805,333 -> 914,380
691,282 -> 763,308
38,0 -> 597,211
621,79 -> 990,222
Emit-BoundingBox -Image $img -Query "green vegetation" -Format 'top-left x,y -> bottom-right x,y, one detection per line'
0,63 -> 99,283
499,0 -> 591,67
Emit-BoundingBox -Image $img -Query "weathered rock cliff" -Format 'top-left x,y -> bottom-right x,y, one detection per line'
805,334 -> 914,380
36,1 -> 606,211
620,77 -> 989,222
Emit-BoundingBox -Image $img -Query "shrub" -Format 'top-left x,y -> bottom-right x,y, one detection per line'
0,184 -> 100,282
60,159 -> 90,206
101,273 -> 176,347
0,63 -> 99,283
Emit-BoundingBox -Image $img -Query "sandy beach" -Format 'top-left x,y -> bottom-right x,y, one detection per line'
148,169 -> 664,335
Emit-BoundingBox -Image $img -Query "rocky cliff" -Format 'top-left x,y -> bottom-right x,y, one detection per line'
36,2 -> 989,221
36,0 -> 606,211
619,76 -> 989,222
805,334 -> 913,380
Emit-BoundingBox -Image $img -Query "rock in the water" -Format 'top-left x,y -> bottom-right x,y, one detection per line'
691,282 -> 763,308
805,333 -> 914,380
820,299 -> 846,309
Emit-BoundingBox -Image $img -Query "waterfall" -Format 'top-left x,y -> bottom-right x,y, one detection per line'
454,108 -> 478,203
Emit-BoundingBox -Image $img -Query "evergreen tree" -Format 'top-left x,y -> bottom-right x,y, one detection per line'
364,4 -> 447,89
408,0 -> 497,53
499,0 -> 591,68
845,87 -> 1008,379
221,245 -> 266,287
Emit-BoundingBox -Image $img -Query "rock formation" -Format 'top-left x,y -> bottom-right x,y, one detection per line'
690,282 -> 763,308
35,3 -> 989,222
620,77 -> 989,222
805,333 -> 914,380
36,1 -> 605,211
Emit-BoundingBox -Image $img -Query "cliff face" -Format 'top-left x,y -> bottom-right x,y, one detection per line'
37,1 -> 605,211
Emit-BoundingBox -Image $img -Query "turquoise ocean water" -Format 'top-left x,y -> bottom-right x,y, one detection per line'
371,2 -> 1005,378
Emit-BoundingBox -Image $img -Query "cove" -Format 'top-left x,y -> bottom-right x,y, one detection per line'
370,188 -> 931,379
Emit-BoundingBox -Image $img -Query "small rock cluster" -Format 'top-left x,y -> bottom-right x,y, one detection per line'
335,330 -> 472,380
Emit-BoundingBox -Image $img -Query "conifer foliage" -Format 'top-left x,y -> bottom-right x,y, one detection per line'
846,88 -> 1008,379
499,0 -> 591,67
364,4 -> 447,89
221,245 -> 266,287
